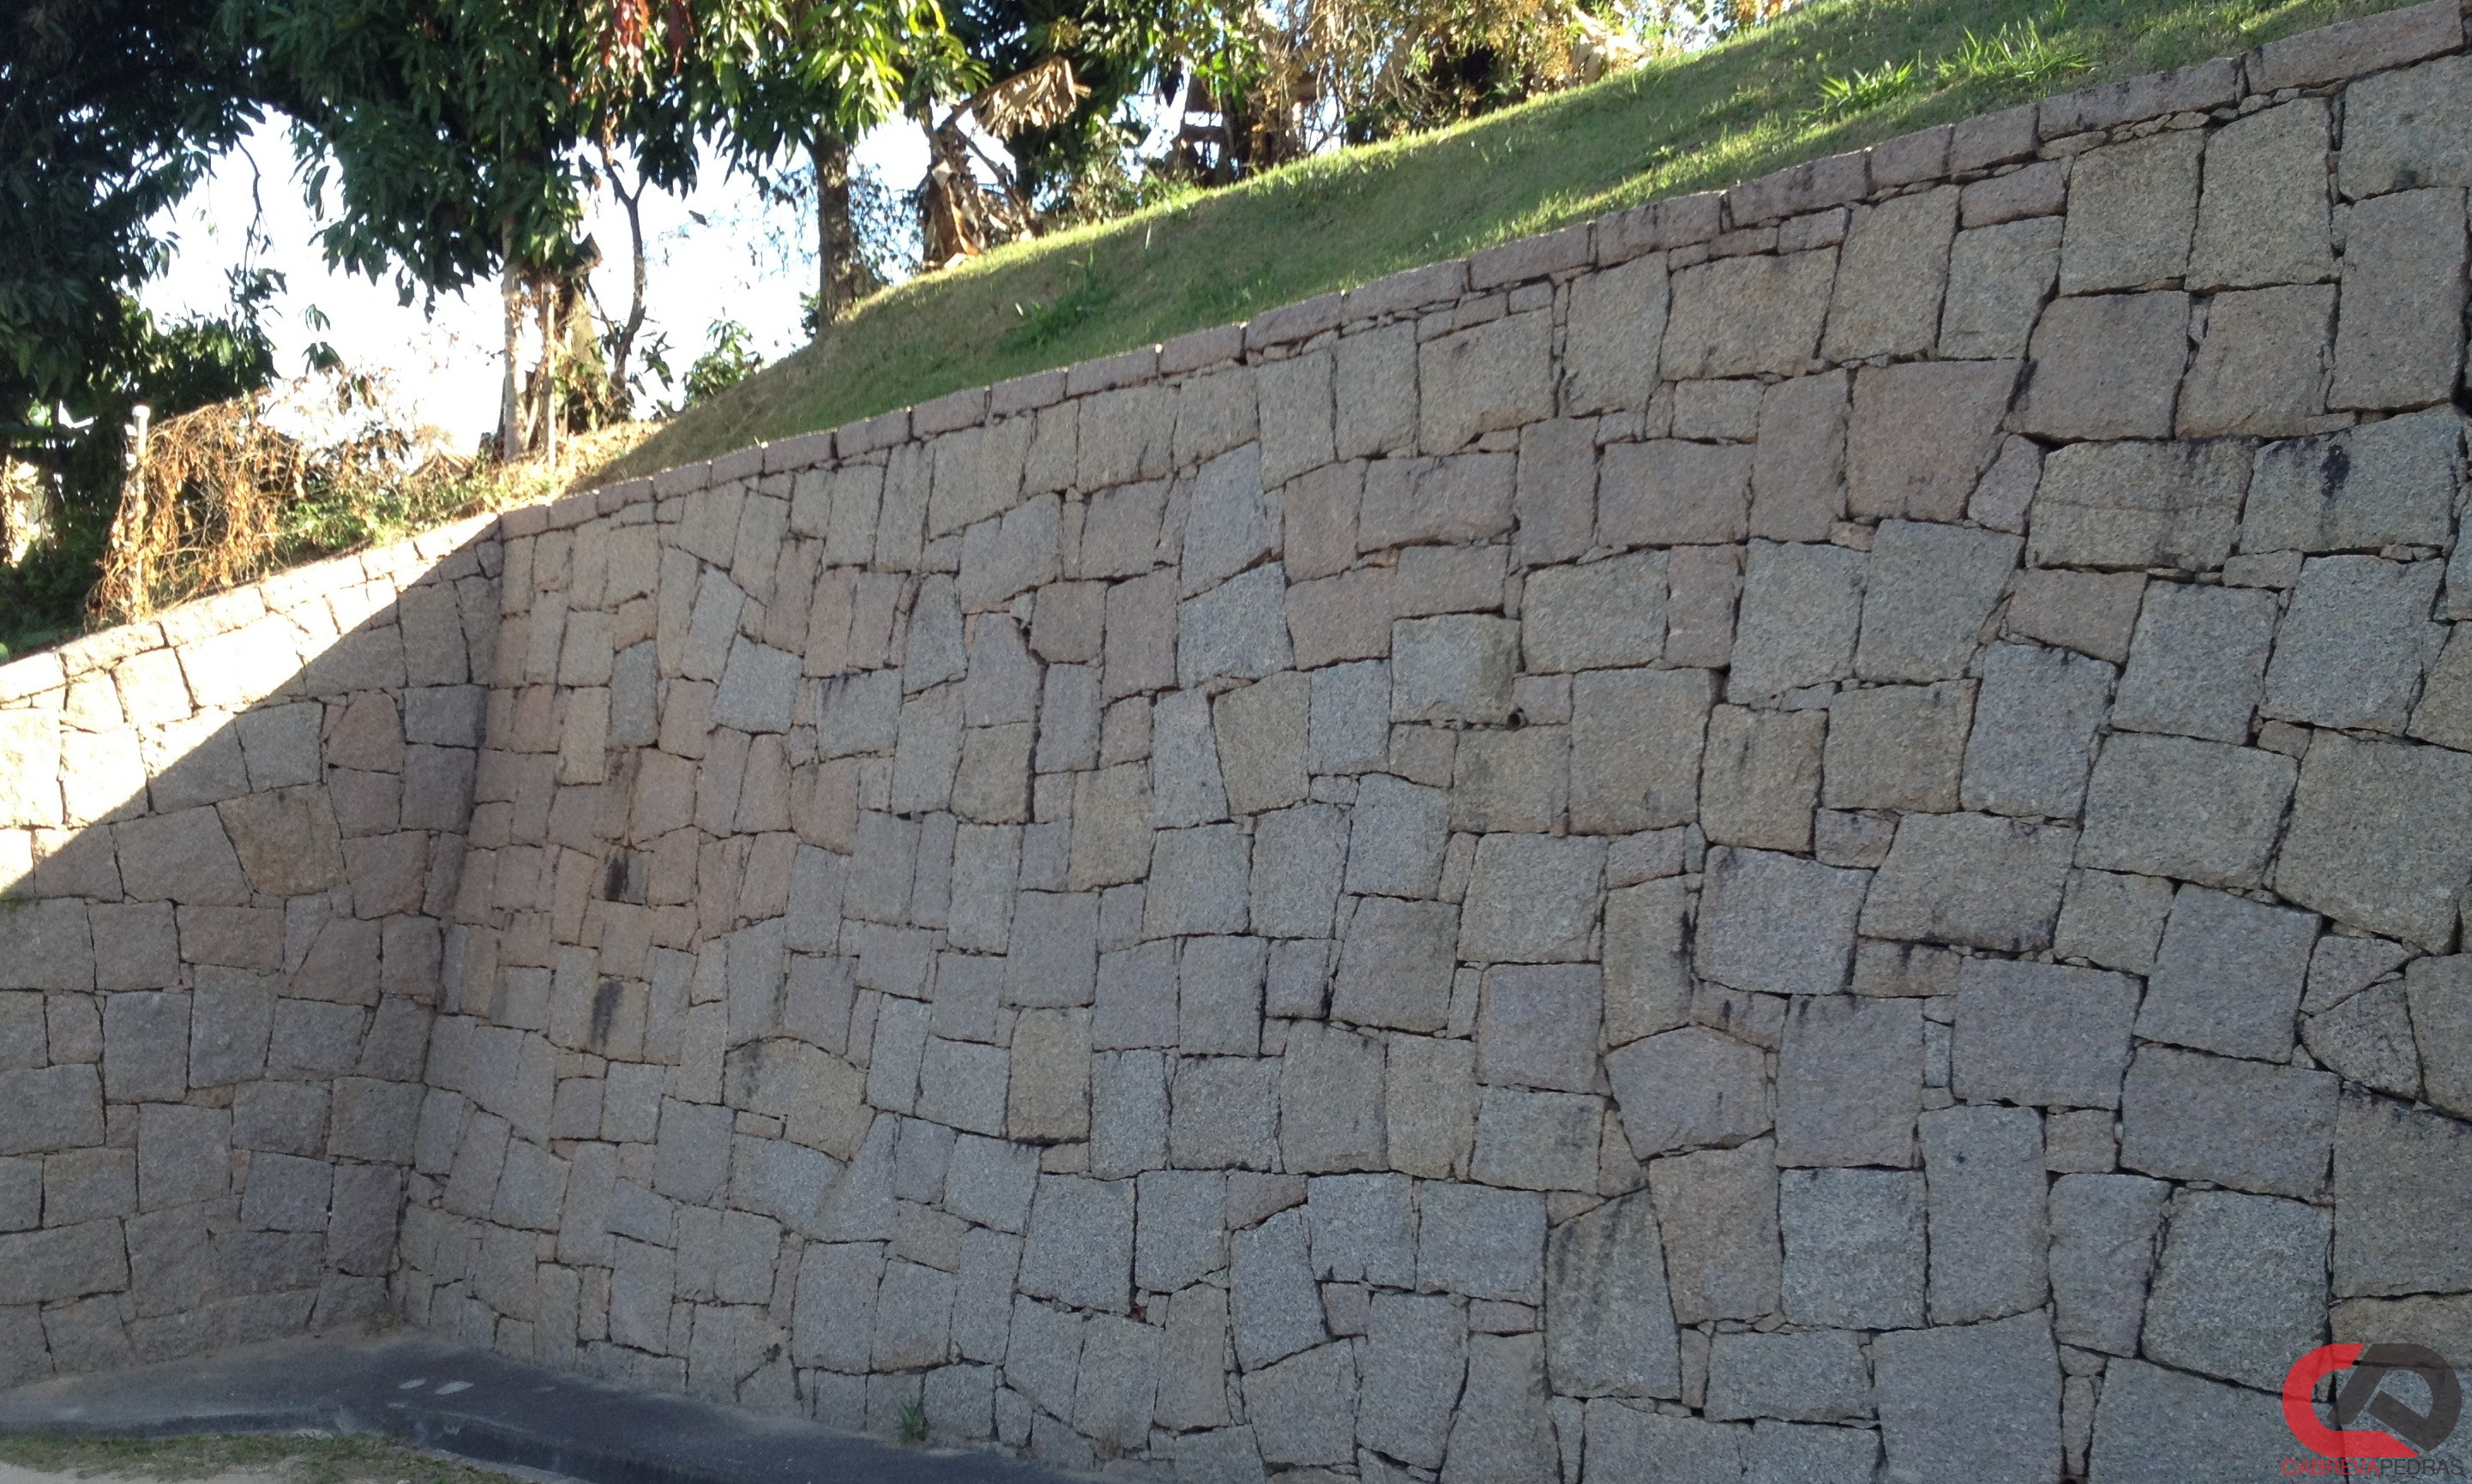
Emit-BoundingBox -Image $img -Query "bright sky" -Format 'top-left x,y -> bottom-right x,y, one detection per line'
140,115 -> 933,444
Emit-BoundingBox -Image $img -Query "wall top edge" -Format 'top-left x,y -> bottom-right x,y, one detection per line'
4,0 -> 2465,707
559,0 -> 2465,510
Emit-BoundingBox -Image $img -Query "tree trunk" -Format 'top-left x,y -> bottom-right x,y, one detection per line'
537,288 -> 557,463
497,231 -> 523,458
810,132 -> 852,328
603,147 -> 649,414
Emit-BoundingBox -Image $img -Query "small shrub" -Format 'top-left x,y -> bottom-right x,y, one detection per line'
1804,57 -> 1923,119
1935,19 -> 2094,87
680,321 -> 766,409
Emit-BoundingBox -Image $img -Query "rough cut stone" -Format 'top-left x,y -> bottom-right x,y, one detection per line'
1333,897 -> 1459,1033
1346,773 -> 1449,898
2304,979 -> 2422,1098
1358,1293 -> 1466,1469
2244,405 -> 2463,555
1469,1085 -> 1600,1192
1564,255 -> 1669,417
1921,1106 -> 2047,1324
1663,250 -> 1837,380
2110,582 -> 2275,743
1018,1175 -> 1133,1314
1458,834 -> 1603,964
1776,995 -> 1920,1169
1392,615 -> 1519,724
2120,1046 -> 2337,1199
1180,446 -> 1272,597
2003,568 -> 2144,666
1545,1191 -> 1679,1400
1213,671 -> 1309,817
1585,1403 -> 1745,1484
2262,555 -> 2443,735
2333,1091 -> 2472,1298
2341,51 -> 2472,196
2331,187 -> 2469,412
2012,292 -> 2190,441
1705,1329 -> 1873,1425
1598,442 -> 1750,549
2026,438 -> 2247,572
2060,131 -> 2203,294
2406,955 -> 2472,1118
1748,370 -> 1848,542
2176,283 -> 2337,438
1416,1181 -> 1544,1304
1246,1341 -> 1357,1467
1861,812 -> 2072,952
1477,964 -> 1599,1094
2191,99 -> 2334,290
1178,564 -> 1293,690
1953,958 -> 2139,1110
1958,643 -> 2112,820
1570,667 -> 1711,834
1647,1139 -> 1780,1324
1695,847 -> 1868,997
2078,733 -> 2295,891
0,1066 -> 105,1157
1279,1021 -> 1386,1174
1824,185 -> 1957,362
1871,1312 -> 2060,1484
2048,1172 -> 2168,1357
1450,724 -> 1567,834
1845,362 -> 2018,522
1780,1167 -> 1925,1331
1940,218 -> 2062,361
2409,625 -> 2472,752
1822,682 -> 1969,813
1521,552 -> 1667,674
1440,1332 -> 1557,1484
2138,886 -> 2319,1062
1699,706 -> 1822,852
2141,1189 -> 2329,1392
1727,541 -> 1863,706
1419,310 -> 1553,454
0,899 -> 93,993
1607,1025 -> 1770,1160
2275,731 -> 2472,951
1385,1035 -> 1477,1181
2085,1360 -> 2291,1484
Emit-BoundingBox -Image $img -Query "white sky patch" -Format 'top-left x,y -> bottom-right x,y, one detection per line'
139,114 -> 938,445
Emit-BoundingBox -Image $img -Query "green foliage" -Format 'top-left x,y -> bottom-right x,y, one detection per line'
1001,252 -> 1112,350
0,0 -> 277,651
1937,17 -> 2094,83
1807,56 -> 1922,117
604,0 -> 2430,484
897,1397 -> 930,1445
681,321 -> 767,408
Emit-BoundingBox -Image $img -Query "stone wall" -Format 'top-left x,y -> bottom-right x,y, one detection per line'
15,1 -> 2472,1475
0,522 -> 495,1382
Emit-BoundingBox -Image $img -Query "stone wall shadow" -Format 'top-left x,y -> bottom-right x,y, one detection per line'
0,518 -> 500,1385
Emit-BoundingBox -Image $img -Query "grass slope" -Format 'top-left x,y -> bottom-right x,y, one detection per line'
604,0 -> 2416,481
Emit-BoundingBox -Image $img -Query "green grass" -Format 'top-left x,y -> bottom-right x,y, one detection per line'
0,1433 -> 532,1484
599,0 -> 2420,484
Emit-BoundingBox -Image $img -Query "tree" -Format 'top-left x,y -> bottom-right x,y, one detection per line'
1,0 -> 274,644
701,0 -> 921,327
